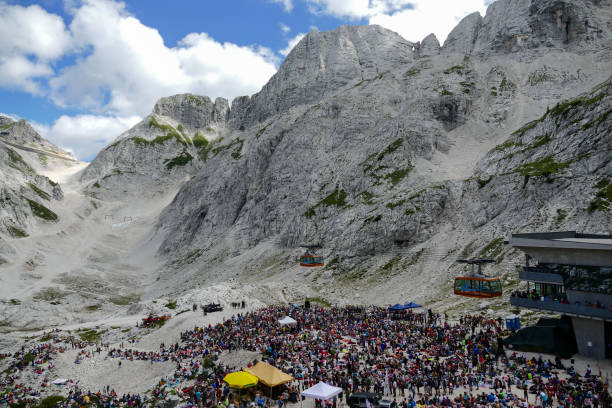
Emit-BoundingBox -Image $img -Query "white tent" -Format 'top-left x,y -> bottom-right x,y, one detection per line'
301,382 -> 342,400
52,378 -> 69,385
278,316 -> 297,326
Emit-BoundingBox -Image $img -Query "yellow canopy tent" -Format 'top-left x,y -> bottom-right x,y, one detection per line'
244,361 -> 293,387
223,371 -> 259,389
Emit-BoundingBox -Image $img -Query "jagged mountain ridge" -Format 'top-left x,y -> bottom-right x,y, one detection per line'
148,0 -> 611,259
85,0 -> 612,202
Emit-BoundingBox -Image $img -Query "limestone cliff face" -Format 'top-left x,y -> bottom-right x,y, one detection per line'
466,78 -> 611,230
419,34 -> 441,58
0,116 -> 66,263
152,94 -> 229,133
229,25 -> 417,129
0,116 -> 75,159
443,0 -> 612,57
151,5 -> 611,270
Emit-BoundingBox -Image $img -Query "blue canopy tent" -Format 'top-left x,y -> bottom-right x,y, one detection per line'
388,304 -> 407,310
403,302 -> 422,308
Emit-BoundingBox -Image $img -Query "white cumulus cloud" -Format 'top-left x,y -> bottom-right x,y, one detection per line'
369,0 -> 489,44
279,22 -> 291,34
49,0 -> 279,118
0,112 -> 21,121
269,0 -> 294,12
33,114 -> 141,160
280,33 -> 306,57
303,0 -> 490,44
0,0 -> 280,160
0,2 -> 72,94
305,0 -> 415,19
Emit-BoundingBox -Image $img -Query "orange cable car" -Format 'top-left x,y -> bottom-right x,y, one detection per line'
454,259 -> 502,298
299,245 -> 324,267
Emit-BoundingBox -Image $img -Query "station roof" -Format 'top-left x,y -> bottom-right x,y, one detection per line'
510,231 -> 612,252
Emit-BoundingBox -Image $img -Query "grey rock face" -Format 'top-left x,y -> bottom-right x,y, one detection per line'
0,116 -> 75,159
442,0 -> 611,57
0,117 -> 66,254
419,34 -> 441,57
153,94 -> 229,132
472,0 -> 609,56
467,78 -> 611,229
82,93 -> 241,200
228,96 -> 251,130
232,25 -> 417,129
213,97 -> 230,124
443,12 -> 483,55
433,94 -> 473,131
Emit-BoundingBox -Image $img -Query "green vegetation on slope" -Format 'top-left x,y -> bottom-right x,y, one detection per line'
27,183 -> 50,201
26,199 -> 58,221
6,148 -> 35,175
7,226 -> 28,238
164,151 -> 193,170
589,178 -> 611,212
304,188 -> 348,218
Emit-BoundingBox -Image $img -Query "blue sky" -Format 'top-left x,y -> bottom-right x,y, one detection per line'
0,0 -> 491,160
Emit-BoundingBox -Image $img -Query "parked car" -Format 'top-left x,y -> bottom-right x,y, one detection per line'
379,399 -> 397,408
202,303 -> 223,313
348,393 -> 381,408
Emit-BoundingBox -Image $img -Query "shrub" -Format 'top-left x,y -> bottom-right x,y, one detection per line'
479,237 -> 504,258
405,68 -> 420,77
386,199 -> 405,209
477,177 -> 491,189
6,148 -> 35,174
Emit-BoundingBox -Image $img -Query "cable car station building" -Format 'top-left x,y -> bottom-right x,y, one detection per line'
509,231 -> 612,359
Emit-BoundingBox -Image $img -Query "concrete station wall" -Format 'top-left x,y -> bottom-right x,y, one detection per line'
571,317 -> 605,359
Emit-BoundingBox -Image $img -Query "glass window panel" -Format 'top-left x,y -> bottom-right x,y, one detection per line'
491,281 -> 501,293
481,281 -> 490,293
455,279 -> 464,291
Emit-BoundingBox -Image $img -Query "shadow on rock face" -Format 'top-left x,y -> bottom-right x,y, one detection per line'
433,95 -> 471,131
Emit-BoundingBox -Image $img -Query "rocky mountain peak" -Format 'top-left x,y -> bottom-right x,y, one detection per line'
0,115 -> 74,159
230,24 -> 418,129
419,33 -> 441,57
442,12 -> 483,55
153,94 -> 229,133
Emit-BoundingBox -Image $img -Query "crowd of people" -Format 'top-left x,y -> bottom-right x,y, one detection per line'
1,305 -> 610,408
